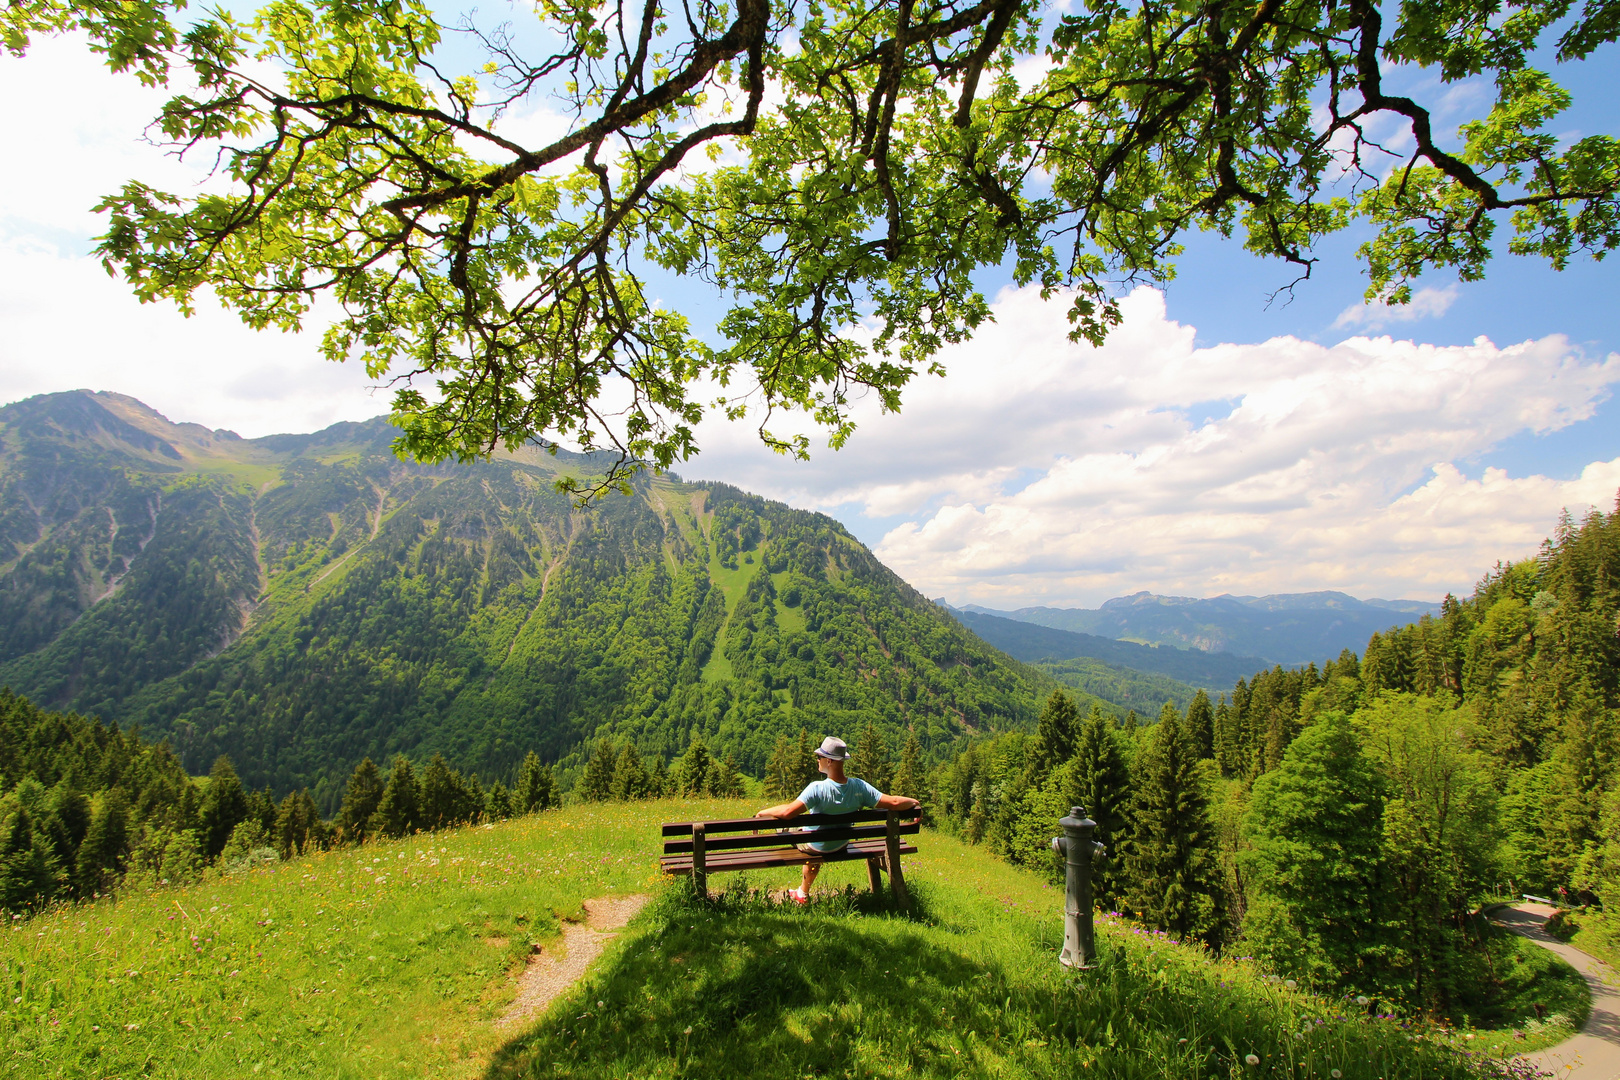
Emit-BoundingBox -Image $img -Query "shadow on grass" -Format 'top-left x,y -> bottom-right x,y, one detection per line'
484,880 -> 1001,1079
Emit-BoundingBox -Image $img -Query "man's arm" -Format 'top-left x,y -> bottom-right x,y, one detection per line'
875,793 -> 919,811
755,799 -> 807,819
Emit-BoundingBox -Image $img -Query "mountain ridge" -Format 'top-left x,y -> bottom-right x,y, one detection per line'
961,588 -> 1442,666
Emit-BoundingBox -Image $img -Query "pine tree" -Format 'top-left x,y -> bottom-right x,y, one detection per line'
485,781 -> 514,821
793,729 -> 819,789
1,800 -> 63,912
578,740 -> 619,802
74,789 -> 129,895
516,751 -> 555,813
673,738 -> 714,796
274,790 -> 325,857
609,743 -> 651,801
1028,690 -> 1081,780
647,756 -> 669,798
336,758 -> 384,842
1057,704 -> 1131,908
462,773 -> 486,824
1185,690 -> 1215,761
419,753 -> 460,829
371,756 -> 420,838
894,733 -> 923,802
198,756 -> 248,860
764,734 -> 800,800
708,753 -> 746,797
1125,706 -> 1218,941
1213,695 -> 1242,777
851,718 -> 892,792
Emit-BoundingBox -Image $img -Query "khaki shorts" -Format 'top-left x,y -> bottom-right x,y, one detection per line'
795,842 -> 847,856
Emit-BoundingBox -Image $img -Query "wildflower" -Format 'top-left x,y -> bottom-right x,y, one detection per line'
1246,1055 -> 1261,1066
1332,1072 -> 1342,1079
1356,996 -> 1370,1006
598,1001 -> 605,1009
1285,979 -> 1297,989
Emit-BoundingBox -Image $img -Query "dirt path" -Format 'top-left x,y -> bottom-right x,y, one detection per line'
1495,903 -> 1620,1080
496,894 -> 650,1028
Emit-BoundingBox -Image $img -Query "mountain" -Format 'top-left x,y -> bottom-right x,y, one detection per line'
944,607 -> 1265,688
963,589 -> 1442,666
0,391 -> 1050,807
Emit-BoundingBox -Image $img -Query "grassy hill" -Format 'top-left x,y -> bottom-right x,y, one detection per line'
2,801 -> 1577,1079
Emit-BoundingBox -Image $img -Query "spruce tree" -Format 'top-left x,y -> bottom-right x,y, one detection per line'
371,756 -> 420,838
708,753 -> 746,797
1029,690 -> 1081,780
1213,695 -> 1242,778
793,729 -> 819,789
1125,706 -> 1218,941
336,758 -> 384,842
1,801 -> 62,911
1059,704 -> 1131,907
851,718 -> 892,792
485,781 -> 514,820
893,733 -> 923,801
1242,712 -> 1387,989
1185,690 -> 1215,761
418,753 -> 460,828
198,756 -> 248,860
764,734 -> 799,799
578,740 -> 619,802
674,738 -> 714,796
647,756 -> 669,798
516,751 -> 554,813
462,773 -> 486,824
74,789 -> 129,895
609,743 -> 651,801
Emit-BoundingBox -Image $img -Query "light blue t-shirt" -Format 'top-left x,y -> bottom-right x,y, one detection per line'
796,777 -> 882,852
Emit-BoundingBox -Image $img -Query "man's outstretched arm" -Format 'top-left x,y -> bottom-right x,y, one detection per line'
755,799 -> 807,819
876,794 -> 920,811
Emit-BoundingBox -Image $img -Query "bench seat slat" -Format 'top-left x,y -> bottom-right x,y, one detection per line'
661,839 -> 917,876
661,810 -> 915,837
662,820 -> 919,855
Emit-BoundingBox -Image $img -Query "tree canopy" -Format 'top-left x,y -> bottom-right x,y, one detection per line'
7,0 -> 1617,486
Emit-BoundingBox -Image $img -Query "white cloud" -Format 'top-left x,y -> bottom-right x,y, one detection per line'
1333,285 -> 1460,329
681,285 -> 1620,607
0,35 -> 389,436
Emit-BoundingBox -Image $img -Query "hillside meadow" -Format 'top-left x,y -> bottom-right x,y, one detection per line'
2,800 -> 1577,1079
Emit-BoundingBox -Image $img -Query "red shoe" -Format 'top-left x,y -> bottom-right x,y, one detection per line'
788,888 -> 809,905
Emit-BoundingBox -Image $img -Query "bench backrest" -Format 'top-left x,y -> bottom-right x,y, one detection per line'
661,810 -> 920,856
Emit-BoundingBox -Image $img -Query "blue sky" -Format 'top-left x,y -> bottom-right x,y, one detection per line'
0,17 -> 1616,609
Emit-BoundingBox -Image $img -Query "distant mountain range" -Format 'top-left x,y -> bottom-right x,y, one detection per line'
960,590 -> 1441,667
940,607 -> 1267,688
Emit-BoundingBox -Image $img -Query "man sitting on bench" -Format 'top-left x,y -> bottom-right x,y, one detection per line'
755,735 -> 921,904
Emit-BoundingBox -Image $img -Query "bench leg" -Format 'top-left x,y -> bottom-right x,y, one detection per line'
866,856 -> 884,894
885,812 -> 909,908
692,824 -> 707,901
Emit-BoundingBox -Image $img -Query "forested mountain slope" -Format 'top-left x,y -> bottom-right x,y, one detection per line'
0,391 -> 1046,807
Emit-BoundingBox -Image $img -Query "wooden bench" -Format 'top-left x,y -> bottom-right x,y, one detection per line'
660,809 -> 920,904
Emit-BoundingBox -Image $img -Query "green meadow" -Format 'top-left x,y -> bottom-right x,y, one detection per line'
3,801 -> 1577,1079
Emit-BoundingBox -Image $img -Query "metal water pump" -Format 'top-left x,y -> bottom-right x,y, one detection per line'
1051,805 -> 1105,968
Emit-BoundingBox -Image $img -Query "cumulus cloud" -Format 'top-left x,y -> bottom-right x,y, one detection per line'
682,285 -> 1620,607
1333,285 -> 1461,329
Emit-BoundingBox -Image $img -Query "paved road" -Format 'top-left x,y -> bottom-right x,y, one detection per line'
1496,903 -> 1620,1080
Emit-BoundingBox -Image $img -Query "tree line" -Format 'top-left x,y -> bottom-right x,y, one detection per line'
933,499 -> 1620,1021
0,686 -> 568,915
